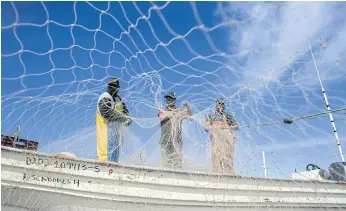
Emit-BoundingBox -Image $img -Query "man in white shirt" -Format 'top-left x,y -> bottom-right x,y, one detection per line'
158,91 -> 192,169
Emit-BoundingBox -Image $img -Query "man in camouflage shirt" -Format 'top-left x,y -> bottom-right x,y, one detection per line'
205,98 -> 238,174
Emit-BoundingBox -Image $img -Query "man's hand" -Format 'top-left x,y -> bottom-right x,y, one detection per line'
159,109 -> 172,121
182,100 -> 192,120
182,100 -> 190,108
204,121 -> 212,132
124,117 -> 132,127
230,122 -> 239,130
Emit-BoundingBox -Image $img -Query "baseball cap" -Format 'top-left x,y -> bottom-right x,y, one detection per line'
107,77 -> 119,87
164,91 -> 177,99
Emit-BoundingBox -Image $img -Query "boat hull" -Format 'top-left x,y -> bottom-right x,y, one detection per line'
2,147 -> 346,211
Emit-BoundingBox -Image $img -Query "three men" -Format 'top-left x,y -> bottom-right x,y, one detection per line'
96,77 -> 132,162
96,78 -> 238,173
204,99 -> 238,174
158,91 -> 192,169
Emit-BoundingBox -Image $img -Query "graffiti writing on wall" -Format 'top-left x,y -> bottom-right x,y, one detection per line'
25,156 -> 100,173
23,173 -> 81,187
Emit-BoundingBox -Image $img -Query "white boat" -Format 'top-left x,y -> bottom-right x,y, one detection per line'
2,146 -> 346,211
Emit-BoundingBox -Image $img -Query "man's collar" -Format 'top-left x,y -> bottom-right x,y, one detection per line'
107,90 -> 118,97
166,105 -> 177,110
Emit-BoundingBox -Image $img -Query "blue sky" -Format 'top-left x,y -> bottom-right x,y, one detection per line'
2,1 -> 346,179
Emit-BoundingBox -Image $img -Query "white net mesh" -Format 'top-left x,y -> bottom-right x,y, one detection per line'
2,1 -> 346,210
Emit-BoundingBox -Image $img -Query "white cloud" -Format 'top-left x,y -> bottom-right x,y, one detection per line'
220,2 -> 346,90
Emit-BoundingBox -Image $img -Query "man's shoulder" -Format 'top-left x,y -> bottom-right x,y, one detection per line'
159,107 -> 167,112
98,92 -> 112,101
174,107 -> 183,112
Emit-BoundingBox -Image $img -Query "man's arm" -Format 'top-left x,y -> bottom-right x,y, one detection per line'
158,109 -> 172,121
121,98 -> 129,115
98,98 -> 114,120
230,122 -> 239,130
118,96 -> 132,126
182,100 -> 193,120
158,109 -> 165,121
122,102 -> 132,126
204,114 -> 212,132
227,113 -> 239,130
